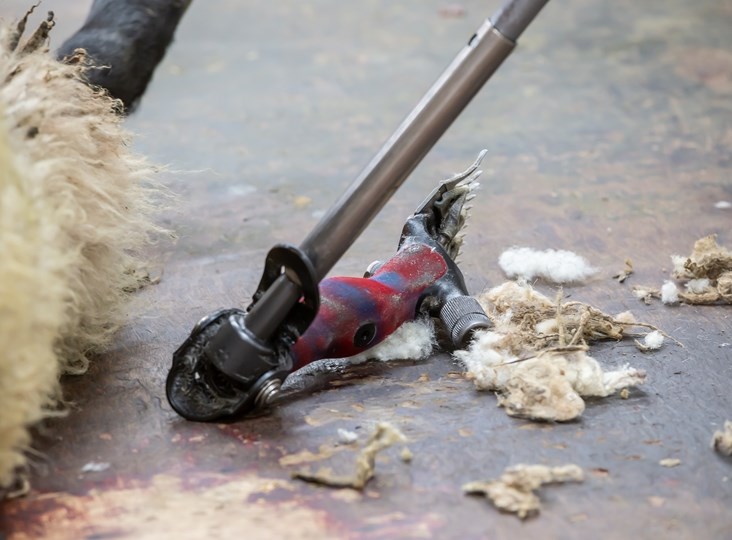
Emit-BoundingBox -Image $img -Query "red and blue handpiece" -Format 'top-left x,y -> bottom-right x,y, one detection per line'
167,154 -> 491,421
290,242 -> 448,370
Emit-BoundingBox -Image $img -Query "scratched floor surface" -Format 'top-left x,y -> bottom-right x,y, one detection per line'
1,1 -> 731,538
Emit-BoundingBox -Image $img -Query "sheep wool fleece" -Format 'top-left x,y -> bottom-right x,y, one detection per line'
0,12 -> 162,489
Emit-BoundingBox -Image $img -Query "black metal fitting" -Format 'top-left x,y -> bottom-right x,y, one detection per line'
165,245 -> 318,421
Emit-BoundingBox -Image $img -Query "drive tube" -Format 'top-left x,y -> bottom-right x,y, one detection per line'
244,0 -> 549,344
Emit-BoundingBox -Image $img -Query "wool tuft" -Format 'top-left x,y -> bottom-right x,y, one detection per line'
337,428 -> 359,445
671,255 -> 687,276
661,281 -> 679,304
642,330 -> 664,350
712,421 -> 732,456
614,311 -> 637,325
498,247 -> 596,284
661,236 -> 732,304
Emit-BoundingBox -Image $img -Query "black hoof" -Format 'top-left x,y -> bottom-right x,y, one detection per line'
57,0 -> 191,111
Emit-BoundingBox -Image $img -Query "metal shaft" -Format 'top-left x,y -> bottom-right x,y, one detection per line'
244,0 -> 548,338
300,0 -> 548,280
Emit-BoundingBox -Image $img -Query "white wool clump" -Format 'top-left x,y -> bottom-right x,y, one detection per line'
80,462 -> 111,473
671,255 -> 687,276
346,319 -> 435,364
633,287 -> 653,300
661,281 -> 679,304
498,247 -> 596,284
337,428 -> 359,444
455,330 -> 517,391
685,278 -> 711,294
714,201 -> 731,209
534,318 -> 558,336
643,331 -> 665,350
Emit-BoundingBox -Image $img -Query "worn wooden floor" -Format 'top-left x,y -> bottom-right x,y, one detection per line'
2,0 -> 732,538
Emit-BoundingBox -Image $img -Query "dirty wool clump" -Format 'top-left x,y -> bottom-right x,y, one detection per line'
463,464 -> 584,519
293,423 -> 407,490
613,258 -> 634,283
634,235 -> 732,305
712,421 -> 732,456
0,10 -> 164,490
455,281 -> 662,421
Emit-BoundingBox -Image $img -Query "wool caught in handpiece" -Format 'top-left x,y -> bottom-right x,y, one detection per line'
455,281 -> 661,422
344,319 -> 435,364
